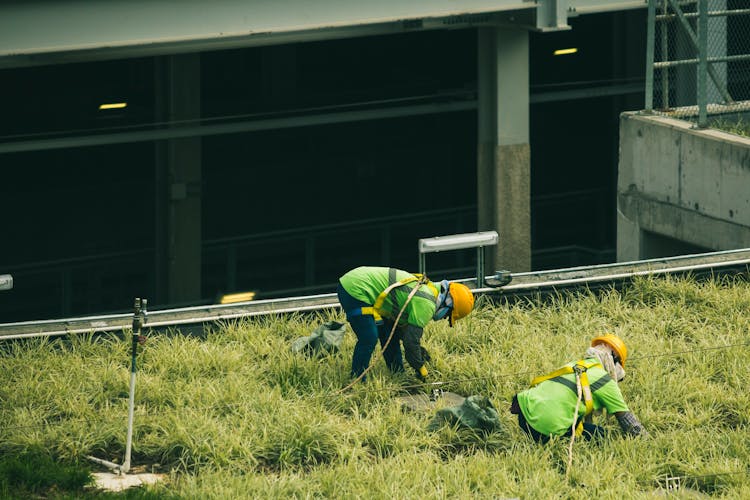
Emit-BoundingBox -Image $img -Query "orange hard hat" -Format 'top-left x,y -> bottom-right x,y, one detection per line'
591,334 -> 628,367
448,282 -> 475,327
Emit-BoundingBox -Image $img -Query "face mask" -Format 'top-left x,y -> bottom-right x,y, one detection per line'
614,362 -> 626,382
433,280 -> 452,321
433,305 -> 451,321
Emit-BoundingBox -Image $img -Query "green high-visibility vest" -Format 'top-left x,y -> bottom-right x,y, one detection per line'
517,358 -> 630,437
340,267 -> 438,327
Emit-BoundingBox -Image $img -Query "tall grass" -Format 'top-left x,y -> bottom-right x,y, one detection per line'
712,117 -> 750,138
1,275 -> 749,498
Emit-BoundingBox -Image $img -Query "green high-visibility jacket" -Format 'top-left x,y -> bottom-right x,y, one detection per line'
339,266 -> 439,373
339,266 -> 438,328
516,358 -> 630,437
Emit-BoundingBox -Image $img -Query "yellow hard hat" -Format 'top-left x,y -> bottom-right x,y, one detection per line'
591,334 -> 628,367
448,282 -> 474,327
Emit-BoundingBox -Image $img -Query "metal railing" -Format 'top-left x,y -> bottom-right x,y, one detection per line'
3,247 -> 750,340
0,249 -> 155,321
202,206 -> 477,299
1,207 -> 477,322
645,0 -> 750,127
1,189 -> 618,322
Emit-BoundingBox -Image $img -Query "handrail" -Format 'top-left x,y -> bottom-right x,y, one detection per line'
2,247 -> 749,340
1,190 -> 616,321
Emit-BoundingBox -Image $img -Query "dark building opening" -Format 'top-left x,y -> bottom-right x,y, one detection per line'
0,10 -> 647,321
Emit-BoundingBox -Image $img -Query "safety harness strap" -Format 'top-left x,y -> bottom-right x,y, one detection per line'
347,269 -> 438,322
530,359 -> 601,435
348,306 -> 382,322
530,359 -> 601,387
355,269 -> 437,321
577,368 -> 594,418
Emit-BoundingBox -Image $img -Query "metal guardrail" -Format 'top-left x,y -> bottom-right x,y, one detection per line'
1,248 -> 748,341
1,207 -> 476,321
2,189 -> 613,322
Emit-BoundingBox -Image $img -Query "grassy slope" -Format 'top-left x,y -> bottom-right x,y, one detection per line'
1,274 -> 749,498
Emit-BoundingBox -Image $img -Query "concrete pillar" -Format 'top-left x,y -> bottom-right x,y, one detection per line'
154,54 -> 202,305
616,191 -> 642,262
477,27 -> 531,273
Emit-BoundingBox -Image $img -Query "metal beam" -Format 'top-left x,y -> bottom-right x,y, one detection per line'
0,79 -> 647,155
568,0 -> 647,15
0,0 -> 646,69
0,100 -> 477,154
0,0 -> 529,68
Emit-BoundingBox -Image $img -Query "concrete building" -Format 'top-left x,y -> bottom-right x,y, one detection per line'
618,112 -> 750,260
0,0 -> 648,321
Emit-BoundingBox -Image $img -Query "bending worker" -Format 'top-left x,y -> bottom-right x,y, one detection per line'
337,266 -> 474,381
510,334 -> 646,442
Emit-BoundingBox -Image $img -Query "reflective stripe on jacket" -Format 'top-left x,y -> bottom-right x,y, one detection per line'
516,358 -> 630,437
339,267 -> 438,328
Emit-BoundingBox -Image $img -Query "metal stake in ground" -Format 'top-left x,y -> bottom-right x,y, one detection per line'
88,297 -> 147,475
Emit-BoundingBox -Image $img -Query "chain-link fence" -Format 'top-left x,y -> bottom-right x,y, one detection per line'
645,0 -> 750,128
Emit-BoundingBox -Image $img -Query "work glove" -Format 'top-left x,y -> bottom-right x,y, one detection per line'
417,365 -> 429,382
420,346 -> 432,363
616,411 -> 647,437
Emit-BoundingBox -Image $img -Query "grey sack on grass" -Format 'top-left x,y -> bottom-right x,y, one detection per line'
291,321 -> 347,356
427,395 -> 502,433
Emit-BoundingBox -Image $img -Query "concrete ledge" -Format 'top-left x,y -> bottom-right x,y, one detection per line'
91,472 -> 165,492
618,112 -> 750,260
619,190 -> 750,251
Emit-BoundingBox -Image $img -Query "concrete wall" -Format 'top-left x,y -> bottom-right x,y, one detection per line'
617,112 -> 750,261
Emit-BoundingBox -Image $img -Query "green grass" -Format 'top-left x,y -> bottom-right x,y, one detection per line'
712,117 -> 750,138
1,274 -> 749,498
0,447 -> 91,498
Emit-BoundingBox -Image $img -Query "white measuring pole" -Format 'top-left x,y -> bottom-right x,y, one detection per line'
121,369 -> 136,473
87,297 -> 146,475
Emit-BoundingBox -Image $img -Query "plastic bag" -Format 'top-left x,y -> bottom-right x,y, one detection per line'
291,321 -> 347,357
427,395 -> 501,433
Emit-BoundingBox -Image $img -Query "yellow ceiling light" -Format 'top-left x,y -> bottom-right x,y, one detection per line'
98,102 -> 127,110
553,48 -> 578,56
219,291 -> 256,304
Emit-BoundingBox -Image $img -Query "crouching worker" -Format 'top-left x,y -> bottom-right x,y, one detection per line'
337,266 -> 474,382
510,334 -> 646,443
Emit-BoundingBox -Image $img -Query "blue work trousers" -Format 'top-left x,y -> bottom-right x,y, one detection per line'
337,283 -> 404,379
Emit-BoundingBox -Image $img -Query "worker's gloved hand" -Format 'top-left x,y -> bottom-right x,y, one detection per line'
420,346 -> 432,363
616,411 -> 647,437
417,365 -> 429,382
